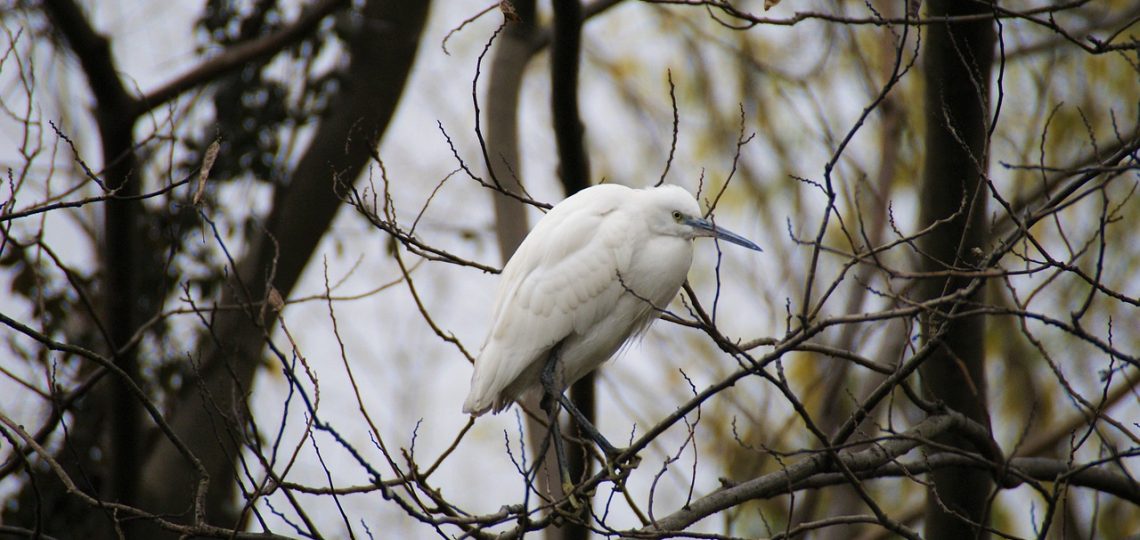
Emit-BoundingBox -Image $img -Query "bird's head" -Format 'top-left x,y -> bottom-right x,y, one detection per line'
645,185 -> 763,252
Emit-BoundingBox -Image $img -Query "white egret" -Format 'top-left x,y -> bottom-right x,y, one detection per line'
463,184 -> 761,466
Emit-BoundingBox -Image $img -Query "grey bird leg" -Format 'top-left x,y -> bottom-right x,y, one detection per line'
541,348 -> 627,462
539,381 -> 571,486
556,394 -> 620,458
539,349 -> 578,505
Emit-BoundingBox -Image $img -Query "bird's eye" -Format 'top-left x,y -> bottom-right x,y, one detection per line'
671,210 -> 683,222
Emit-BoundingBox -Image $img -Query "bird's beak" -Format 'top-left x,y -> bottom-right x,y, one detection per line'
685,216 -> 763,252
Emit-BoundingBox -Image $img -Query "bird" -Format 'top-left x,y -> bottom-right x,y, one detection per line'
462,183 -> 762,423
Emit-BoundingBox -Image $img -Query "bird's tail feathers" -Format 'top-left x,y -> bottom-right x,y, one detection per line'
461,391 -> 492,416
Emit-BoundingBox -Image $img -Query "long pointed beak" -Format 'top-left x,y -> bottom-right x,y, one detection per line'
685,216 -> 763,252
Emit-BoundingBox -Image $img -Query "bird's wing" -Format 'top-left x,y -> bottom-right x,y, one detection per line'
464,193 -> 631,414
508,212 -> 628,338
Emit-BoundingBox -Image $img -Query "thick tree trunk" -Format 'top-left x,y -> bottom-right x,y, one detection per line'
13,2 -> 147,537
12,1 -> 370,536
136,1 -> 431,534
487,0 -> 536,260
917,0 -> 996,538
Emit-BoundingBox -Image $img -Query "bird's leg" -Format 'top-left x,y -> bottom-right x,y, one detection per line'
541,355 -> 639,483
540,351 -> 579,507
555,393 -> 619,457
540,384 -> 573,496
556,392 -> 640,484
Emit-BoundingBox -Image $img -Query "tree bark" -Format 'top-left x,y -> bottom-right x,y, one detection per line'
29,2 -> 146,536
136,1 -> 431,534
917,0 -> 996,537
487,1 -> 536,259
12,1 -> 385,536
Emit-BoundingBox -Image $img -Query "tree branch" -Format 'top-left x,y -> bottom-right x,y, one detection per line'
138,0 -> 349,115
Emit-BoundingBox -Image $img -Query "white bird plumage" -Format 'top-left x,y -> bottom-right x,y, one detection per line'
462,183 -> 761,416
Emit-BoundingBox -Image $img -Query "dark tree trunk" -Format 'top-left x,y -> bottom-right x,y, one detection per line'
135,2 -> 431,535
13,2 -> 146,537
917,0 -> 997,538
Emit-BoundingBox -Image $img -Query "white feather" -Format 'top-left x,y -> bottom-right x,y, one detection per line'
462,184 -> 760,415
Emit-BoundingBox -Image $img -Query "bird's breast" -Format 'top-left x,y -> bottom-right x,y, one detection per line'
623,235 -> 694,307
546,235 -> 693,387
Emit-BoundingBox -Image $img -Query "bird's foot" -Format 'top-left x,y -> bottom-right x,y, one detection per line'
600,447 -> 641,485
560,480 -> 583,510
